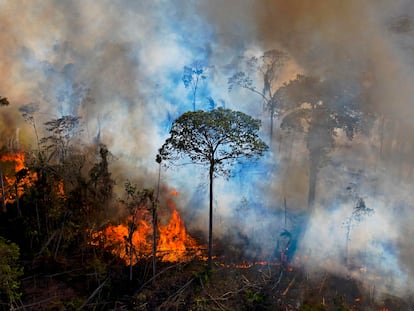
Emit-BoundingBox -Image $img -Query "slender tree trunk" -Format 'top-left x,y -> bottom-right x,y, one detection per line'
35,201 -> 41,238
0,165 -> 6,213
192,76 -> 199,112
269,106 -> 274,143
152,200 -> 157,282
307,162 -> 318,210
208,162 -> 214,271
15,182 -> 21,216
33,122 -> 41,152
379,116 -> 385,161
345,218 -> 352,269
128,218 -> 135,281
153,159 -> 162,282
129,244 -> 133,281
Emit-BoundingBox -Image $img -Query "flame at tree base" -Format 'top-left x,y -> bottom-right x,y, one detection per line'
92,190 -> 203,265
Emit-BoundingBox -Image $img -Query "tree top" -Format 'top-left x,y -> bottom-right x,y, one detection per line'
158,108 -> 268,177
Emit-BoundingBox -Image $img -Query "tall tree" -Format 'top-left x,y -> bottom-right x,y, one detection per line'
158,108 -> 268,270
19,103 -> 41,151
228,49 -> 289,141
182,60 -> 209,111
0,96 -> 9,212
277,75 -> 365,209
40,115 -> 81,163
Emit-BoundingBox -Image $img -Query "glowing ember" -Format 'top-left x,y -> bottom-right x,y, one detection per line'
0,152 -> 37,204
56,180 -> 66,198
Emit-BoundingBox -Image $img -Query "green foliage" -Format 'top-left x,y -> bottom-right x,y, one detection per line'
300,303 -> 328,311
244,289 -> 264,304
159,108 -> 268,178
0,236 -> 23,304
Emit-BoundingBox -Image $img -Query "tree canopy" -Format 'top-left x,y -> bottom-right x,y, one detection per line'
158,108 -> 268,176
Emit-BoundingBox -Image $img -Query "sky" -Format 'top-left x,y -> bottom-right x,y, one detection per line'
1,0 -> 414,300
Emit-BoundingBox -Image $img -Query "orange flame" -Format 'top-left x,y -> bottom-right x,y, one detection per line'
157,197 -> 202,262
97,213 -> 152,265
92,190 -> 203,265
1,152 -> 37,204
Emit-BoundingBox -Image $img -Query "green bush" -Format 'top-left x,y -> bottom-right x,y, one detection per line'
0,236 -> 24,306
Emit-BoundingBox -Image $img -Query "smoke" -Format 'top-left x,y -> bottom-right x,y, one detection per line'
1,0 -> 414,300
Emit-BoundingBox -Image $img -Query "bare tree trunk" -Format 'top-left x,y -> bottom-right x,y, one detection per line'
54,214 -> 66,259
269,106 -> 274,144
0,164 -> 6,213
307,163 -> 318,210
129,243 -> 133,281
152,200 -> 157,282
378,116 -> 385,161
153,158 -> 162,282
35,201 -> 41,238
128,221 -> 134,281
208,163 -> 214,271
344,218 -> 352,269
15,182 -> 21,217
192,75 -> 199,112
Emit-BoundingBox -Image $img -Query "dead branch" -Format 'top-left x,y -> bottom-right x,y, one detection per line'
157,277 -> 194,310
14,297 -> 58,310
137,262 -> 184,292
282,276 -> 296,296
36,231 -> 58,256
258,265 -> 272,281
272,269 -> 284,290
207,293 -> 227,311
77,277 -> 109,310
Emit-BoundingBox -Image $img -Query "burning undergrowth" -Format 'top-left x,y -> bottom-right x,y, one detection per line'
91,189 -> 204,265
0,152 -> 37,206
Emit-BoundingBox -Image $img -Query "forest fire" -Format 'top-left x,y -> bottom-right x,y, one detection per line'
0,152 -> 37,205
157,194 -> 203,262
93,190 -> 203,265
